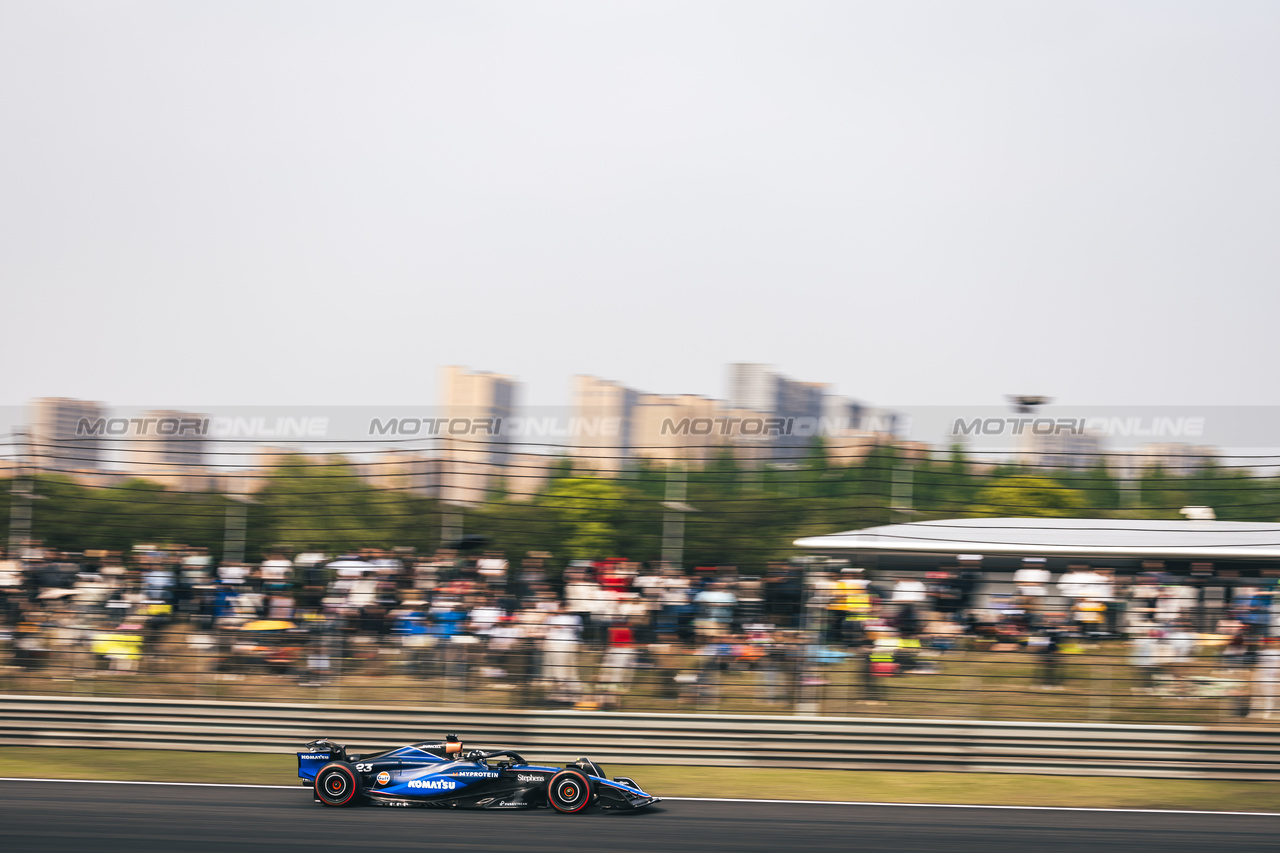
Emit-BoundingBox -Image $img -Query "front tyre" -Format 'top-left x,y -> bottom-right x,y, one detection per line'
315,763 -> 360,807
547,769 -> 592,814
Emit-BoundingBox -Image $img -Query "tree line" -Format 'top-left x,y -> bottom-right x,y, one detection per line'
2,442 -> 1278,571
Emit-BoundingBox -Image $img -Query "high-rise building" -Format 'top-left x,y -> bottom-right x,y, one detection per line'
774,378 -> 826,461
1139,443 -> 1216,475
500,451 -> 555,501
728,363 -> 778,414
1020,429 -> 1106,471
1109,443 -> 1217,480
354,451 -> 439,496
820,395 -> 899,465
726,365 -> 828,461
630,393 -> 724,465
569,375 -> 638,473
439,366 -> 519,505
122,409 -> 211,491
29,397 -> 105,473
822,395 -> 871,437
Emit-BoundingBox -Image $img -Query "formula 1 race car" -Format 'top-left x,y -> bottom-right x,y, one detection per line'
298,734 -> 659,813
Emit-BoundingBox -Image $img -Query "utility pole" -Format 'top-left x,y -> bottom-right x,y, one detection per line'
661,466 -> 695,570
7,430 -> 34,557
795,556 -> 822,715
1127,446 -> 1156,512
890,444 -> 914,521
223,494 -> 253,565
440,437 -> 462,549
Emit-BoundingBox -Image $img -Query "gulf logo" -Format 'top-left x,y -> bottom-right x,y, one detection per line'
377,772 -> 391,785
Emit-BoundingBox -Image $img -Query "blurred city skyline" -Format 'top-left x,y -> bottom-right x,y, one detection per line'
11,361 -> 1280,500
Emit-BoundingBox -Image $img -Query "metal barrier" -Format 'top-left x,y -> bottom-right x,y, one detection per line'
3,693 -> 1280,780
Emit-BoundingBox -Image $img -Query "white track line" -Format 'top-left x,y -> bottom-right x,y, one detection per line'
661,797 -> 1280,817
0,778 -> 301,789
1,778 -> 1278,817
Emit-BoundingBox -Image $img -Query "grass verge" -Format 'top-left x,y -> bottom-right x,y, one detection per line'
0,748 -> 1275,812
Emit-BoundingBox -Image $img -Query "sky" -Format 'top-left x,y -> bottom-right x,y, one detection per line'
2,1 -> 1278,411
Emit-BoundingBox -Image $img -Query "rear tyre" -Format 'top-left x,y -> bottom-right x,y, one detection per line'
547,769 -> 593,814
315,762 -> 360,807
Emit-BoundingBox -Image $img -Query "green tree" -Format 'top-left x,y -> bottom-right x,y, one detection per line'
255,455 -> 405,554
972,475 -> 1090,517
539,477 -> 627,560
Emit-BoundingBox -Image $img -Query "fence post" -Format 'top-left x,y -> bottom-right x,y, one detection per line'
795,563 -> 821,715
7,430 -> 34,557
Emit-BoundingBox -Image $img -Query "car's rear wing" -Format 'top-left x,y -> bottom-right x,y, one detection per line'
298,739 -> 347,783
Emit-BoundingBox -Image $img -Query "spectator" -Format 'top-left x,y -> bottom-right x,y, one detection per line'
894,602 -> 921,639
597,619 -> 637,708
694,581 -> 736,638
564,568 -> 606,645
891,576 -> 926,603
543,604 -> 584,703
655,569 -> 691,638
1013,559 -> 1051,599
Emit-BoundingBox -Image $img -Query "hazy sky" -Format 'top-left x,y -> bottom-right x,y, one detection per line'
2,1 -> 1278,411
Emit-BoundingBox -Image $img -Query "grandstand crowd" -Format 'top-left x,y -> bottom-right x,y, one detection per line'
2,543 -> 1278,717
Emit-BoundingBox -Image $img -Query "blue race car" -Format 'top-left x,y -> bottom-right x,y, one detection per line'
298,734 -> 659,813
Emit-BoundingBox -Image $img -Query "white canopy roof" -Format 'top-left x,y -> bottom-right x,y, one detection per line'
794,518 -> 1280,560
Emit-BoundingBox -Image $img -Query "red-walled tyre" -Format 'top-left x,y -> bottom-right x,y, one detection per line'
315,762 -> 360,807
547,769 -> 593,814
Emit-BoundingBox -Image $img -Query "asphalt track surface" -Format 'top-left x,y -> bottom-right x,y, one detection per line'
1,781 -> 1278,852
